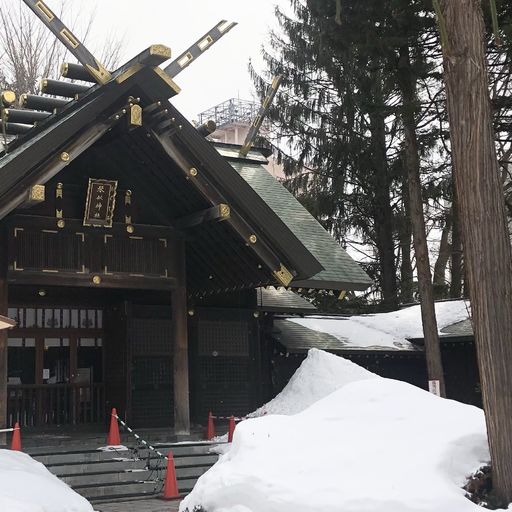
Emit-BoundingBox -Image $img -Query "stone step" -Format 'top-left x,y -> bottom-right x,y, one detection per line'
75,480 -> 161,499
50,458 -> 148,475
59,464 -> 210,486
76,477 -> 202,500
48,453 -> 218,476
60,469 -> 154,486
33,449 -> 132,465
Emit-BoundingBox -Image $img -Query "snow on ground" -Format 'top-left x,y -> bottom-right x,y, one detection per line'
290,299 -> 470,350
250,348 -> 379,417
181,348 -> 495,512
0,450 -> 93,512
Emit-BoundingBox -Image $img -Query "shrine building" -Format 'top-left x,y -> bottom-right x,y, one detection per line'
0,37 -> 371,436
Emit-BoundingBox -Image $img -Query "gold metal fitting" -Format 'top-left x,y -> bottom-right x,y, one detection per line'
189,167 -> 198,177
219,204 -> 230,218
149,44 -> 172,59
129,104 -> 143,127
92,275 -> 102,285
28,184 -> 45,202
273,263 -> 294,287
57,219 -> 65,229
56,183 -> 63,198
126,225 -> 134,234
1,90 -> 16,106
60,152 -> 70,162
249,234 -> 257,244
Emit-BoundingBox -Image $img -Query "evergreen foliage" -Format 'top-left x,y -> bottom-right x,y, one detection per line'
253,0 -> 512,310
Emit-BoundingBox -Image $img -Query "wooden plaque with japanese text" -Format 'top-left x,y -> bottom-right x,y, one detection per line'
83,179 -> 118,227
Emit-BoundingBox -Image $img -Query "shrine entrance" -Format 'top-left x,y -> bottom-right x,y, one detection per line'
7,304 -> 105,426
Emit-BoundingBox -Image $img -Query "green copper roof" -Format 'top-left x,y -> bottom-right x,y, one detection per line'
229,160 -> 372,291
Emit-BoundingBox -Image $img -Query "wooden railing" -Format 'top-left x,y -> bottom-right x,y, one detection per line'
7,383 -> 105,427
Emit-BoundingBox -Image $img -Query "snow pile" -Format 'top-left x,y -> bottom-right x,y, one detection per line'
251,348 -> 379,417
290,299 -> 470,350
181,355 -> 493,512
0,450 -> 93,512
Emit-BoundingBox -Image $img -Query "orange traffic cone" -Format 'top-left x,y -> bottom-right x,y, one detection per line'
206,411 -> 215,440
161,451 -> 180,500
228,415 -> 236,443
107,408 -> 121,446
11,422 -> 21,451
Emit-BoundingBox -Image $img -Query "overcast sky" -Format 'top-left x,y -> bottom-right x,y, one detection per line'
62,0 -> 283,121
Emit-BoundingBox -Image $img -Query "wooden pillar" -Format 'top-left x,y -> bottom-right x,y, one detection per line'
172,244 -> 190,436
0,227 -> 8,445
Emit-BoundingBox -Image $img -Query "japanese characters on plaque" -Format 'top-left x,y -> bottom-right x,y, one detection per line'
83,179 -> 118,227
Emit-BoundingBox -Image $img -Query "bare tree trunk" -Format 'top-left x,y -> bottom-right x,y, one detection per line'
450,186 -> 463,298
439,0 -> 512,503
399,168 -> 414,304
397,45 -> 446,397
370,66 -> 398,311
433,212 -> 452,299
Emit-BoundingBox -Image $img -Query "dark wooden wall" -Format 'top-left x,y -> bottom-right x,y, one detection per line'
189,307 -> 260,424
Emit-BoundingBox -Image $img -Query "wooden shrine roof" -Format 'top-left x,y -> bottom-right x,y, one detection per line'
228,156 -> 372,291
0,46 -> 371,294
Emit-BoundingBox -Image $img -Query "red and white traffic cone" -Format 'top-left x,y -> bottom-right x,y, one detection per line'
161,451 -> 180,500
228,415 -> 236,443
206,411 -> 215,440
107,408 -> 121,446
11,422 -> 21,451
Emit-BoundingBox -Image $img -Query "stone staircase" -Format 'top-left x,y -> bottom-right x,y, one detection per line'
28,441 -> 222,503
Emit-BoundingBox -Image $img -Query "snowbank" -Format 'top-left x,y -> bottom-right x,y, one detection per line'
0,450 -> 93,512
290,299 -> 470,349
251,348 -> 379,416
181,353 -> 493,512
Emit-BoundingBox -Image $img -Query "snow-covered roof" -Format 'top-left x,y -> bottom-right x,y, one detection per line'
282,299 -> 471,352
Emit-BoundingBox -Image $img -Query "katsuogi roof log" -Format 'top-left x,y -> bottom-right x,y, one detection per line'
1,91 -> 16,107
197,120 -> 216,137
19,94 -> 69,112
40,79 -> 90,98
61,62 -> 104,83
3,109 -> 50,124
3,123 -> 33,135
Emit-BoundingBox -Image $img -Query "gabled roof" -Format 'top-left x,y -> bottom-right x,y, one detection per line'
256,287 -> 317,313
0,47 -> 371,294
226,156 -> 372,291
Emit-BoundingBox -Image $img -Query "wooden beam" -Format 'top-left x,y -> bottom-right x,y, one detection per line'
21,0 -> 111,84
4,108 -> 50,124
196,119 -> 216,137
173,204 -> 230,230
40,79 -> 89,98
172,242 -> 190,436
0,227 -> 8,444
61,62 -> 98,83
164,20 -> 237,78
19,94 -> 69,112
3,123 -> 33,136
0,103 -> 133,220
239,75 -> 283,157
149,133 -> 287,277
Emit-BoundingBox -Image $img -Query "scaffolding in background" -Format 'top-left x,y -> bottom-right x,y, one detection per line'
198,98 -> 269,130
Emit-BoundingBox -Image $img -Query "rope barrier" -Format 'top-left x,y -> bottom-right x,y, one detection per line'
112,412 -> 169,461
210,415 -> 245,422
